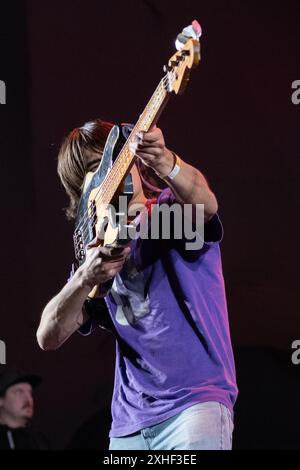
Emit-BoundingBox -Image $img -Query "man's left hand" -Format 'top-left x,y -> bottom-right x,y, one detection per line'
136,126 -> 174,178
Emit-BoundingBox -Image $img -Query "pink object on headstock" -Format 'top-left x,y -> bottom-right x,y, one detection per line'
192,20 -> 202,38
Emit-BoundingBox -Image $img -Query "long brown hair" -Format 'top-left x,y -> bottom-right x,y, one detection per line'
57,119 -> 165,220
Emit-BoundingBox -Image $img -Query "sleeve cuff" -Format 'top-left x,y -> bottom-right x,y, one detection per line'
77,298 -> 114,336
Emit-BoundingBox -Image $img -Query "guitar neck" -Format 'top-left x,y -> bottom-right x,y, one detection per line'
99,76 -> 170,204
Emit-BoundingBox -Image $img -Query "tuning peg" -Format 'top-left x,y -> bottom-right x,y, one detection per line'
163,64 -> 173,72
171,60 -> 180,67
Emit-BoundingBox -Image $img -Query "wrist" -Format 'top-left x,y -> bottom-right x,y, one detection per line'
74,267 -> 95,293
155,150 -> 181,181
153,149 -> 175,179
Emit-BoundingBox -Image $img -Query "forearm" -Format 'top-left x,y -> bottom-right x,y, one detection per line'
136,127 -> 218,219
37,245 -> 130,351
157,149 -> 218,221
37,269 -> 90,351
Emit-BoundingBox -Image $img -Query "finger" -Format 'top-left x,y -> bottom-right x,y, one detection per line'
100,253 -> 127,263
142,127 -> 162,143
141,135 -> 160,145
109,245 -> 131,257
136,152 -> 159,163
94,257 -> 124,275
106,246 -> 131,259
101,263 -> 125,279
137,145 -> 162,155
87,234 -> 103,249
97,245 -> 131,260
95,257 -> 125,268
137,141 -> 164,150
103,258 -> 127,268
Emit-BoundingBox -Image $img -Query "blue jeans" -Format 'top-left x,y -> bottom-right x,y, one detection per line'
109,401 -> 234,450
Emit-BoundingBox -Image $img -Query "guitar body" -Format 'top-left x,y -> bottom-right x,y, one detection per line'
74,124 -> 134,268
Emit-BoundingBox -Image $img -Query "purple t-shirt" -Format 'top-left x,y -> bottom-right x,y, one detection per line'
80,189 -> 238,438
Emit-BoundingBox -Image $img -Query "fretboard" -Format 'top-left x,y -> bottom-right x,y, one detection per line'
98,76 -> 170,204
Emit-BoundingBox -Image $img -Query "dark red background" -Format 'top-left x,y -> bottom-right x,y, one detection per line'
0,0 -> 299,449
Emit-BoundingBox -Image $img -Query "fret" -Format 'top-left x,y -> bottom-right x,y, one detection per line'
98,78 -> 168,206
74,28 -> 201,271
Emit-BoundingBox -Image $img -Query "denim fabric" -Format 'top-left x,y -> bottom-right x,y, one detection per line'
109,401 -> 234,450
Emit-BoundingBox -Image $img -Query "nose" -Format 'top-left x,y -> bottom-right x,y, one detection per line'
25,392 -> 34,408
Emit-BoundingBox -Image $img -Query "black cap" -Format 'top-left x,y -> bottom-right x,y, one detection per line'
0,368 -> 42,396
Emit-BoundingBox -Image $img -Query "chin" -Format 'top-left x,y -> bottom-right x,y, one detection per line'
22,409 -> 34,420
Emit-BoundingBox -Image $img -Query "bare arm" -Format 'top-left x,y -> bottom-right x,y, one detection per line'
136,126 -> 218,221
37,269 -> 91,351
161,157 -> 218,221
37,245 -> 130,351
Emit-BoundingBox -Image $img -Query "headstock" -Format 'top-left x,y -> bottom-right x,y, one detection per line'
164,20 -> 202,95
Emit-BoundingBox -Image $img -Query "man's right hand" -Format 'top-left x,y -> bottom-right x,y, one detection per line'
78,243 -> 131,290
37,240 -> 131,351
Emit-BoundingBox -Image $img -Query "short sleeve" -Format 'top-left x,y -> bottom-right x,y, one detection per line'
78,297 -> 114,336
157,188 -> 176,205
67,266 -> 114,337
156,188 -> 224,245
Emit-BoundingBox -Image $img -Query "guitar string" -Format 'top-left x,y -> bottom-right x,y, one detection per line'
74,72 -> 174,255
73,71 -> 176,254
74,71 -> 172,243
76,144 -> 157,250
75,90 -> 170,251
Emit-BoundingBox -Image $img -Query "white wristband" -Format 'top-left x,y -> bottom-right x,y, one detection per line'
162,153 -> 181,181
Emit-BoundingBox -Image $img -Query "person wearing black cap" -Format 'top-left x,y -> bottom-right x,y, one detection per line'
0,368 -> 47,450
